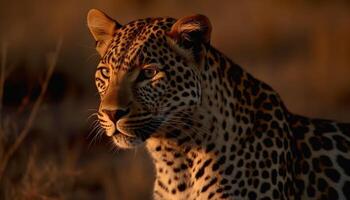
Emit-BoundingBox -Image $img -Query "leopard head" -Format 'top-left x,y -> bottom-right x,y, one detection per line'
87,9 -> 212,148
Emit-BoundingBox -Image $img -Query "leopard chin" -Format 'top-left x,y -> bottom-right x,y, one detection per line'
112,133 -> 143,149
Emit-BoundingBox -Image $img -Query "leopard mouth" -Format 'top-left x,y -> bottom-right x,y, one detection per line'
111,126 -> 159,149
114,127 -> 137,138
116,117 -> 163,139
111,129 -> 136,139
99,115 -> 164,148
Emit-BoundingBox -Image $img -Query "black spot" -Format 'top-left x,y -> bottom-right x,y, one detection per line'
321,136 -> 333,150
271,170 -> 277,184
221,146 -> 227,153
295,178 -> 304,194
343,181 -> 350,199
307,185 -> 315,197
166,161 -> 174,166
180,164 -> 188,170
235,171 -> 242,179
338,123 -> 350,135
327,187 -> 338,199
212,155 -> 226,171
195,159 -> 213,179
269,94 -> 279,106
221,193 -> 230,198
224,132 -> 229,141
237,159 -> 244,167
254,93 -> 267,109
222,121 -> 227,129
241,188 -> 247,197
224,185 -> 232,191
260,182 -> 271,193
272,189 -> 280,198
248,191 -> 257,200
186,158 -> 193,167
262,102 -> 273,110
309,172 -> 316,184
176,76 -> 182,83
201,177 -> 218,192
206,143 -> 215,153
309,137 -> 322,151
333,135 -> 349,153
270,151 -> 277,164
224,165 -> 234,175
157,180 -> 169,192
173,167 -> 181,173
262,171 -> 269,179
317,178 -> 328,192
292,126 -> 309,140
300,143 -> 311,158
319,155 -> 333,167
177,136 -> 191,145
182,92 -> 190,97
274,109 -> 283,120
337,155 -> 350,176
301,161 -> 310,174
257,111 -> 272,121
166,129 -> 181,138
325,168 -> 340,183
221,178 -> 228,185
263,138 -> 273,148
177,183 -> 187,192
312,119 -> 337,134
155,146 -> 161,151
227,62 -> 243,85
230,144 -> 237,152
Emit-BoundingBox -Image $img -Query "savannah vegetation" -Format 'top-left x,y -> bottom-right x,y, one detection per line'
0,0 -> 349,199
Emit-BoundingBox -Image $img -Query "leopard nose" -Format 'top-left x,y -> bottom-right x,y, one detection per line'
103,108 -> 130,122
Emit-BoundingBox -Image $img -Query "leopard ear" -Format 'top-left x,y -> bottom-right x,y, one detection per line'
167,14 -> 212,49
87,9 -> 121,57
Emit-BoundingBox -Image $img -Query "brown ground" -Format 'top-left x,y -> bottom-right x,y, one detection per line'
0,0 -> 349,199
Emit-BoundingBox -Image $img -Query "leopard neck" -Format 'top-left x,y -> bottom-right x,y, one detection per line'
147,46 -> 256,199
145,46 -> 292,199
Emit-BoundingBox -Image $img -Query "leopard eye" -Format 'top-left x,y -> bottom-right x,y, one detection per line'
143,67 -> 158,79
100,67 -> 110,78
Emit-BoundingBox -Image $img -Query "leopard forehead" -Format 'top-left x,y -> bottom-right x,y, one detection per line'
100,17 -> 177,70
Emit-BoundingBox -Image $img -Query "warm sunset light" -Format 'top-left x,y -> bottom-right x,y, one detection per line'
0,1 -> 349,199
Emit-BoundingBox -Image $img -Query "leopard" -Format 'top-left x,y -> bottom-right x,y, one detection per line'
87,8 -> 350,200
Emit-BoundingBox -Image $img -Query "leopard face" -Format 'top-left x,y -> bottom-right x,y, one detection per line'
88,10 -> 207,148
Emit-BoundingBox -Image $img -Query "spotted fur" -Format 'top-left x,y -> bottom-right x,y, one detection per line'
87,9 -> 350,200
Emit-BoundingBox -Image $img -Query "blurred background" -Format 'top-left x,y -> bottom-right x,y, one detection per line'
0,0 -> 349,199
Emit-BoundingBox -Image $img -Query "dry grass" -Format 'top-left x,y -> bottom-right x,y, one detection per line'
0,40 -> 73,200
0,1 -> 349,200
